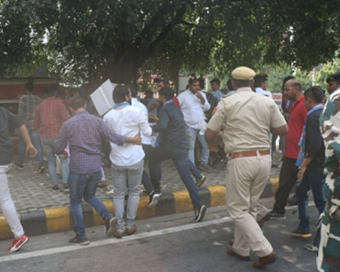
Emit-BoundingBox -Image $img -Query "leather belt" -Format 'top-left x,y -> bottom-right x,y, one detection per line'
229,150 -> 270,159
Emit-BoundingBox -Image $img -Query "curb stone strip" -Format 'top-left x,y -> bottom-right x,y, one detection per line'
0,180 -> 278,241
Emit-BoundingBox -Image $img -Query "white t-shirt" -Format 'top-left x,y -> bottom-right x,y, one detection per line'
131,98 -> 151,145
104,104 -> 152,166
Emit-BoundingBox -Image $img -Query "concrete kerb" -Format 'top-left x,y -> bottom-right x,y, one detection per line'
0,179 -> 279,241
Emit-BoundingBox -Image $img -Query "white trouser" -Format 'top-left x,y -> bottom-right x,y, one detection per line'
0,164 -> 24,238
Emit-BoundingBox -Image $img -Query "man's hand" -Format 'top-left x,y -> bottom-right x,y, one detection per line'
195,91 -> 203,99
26,144 -> 37,158
208,142 -> 219,153
132,134 -> 141,145
297,166 -> 306,182
149,114 -> 159,123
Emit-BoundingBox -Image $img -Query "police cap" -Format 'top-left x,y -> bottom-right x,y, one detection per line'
232,66 -> 255,81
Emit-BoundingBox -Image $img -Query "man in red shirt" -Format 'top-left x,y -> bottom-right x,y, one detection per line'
270,79 -> 307,219
34,86 -> 70,190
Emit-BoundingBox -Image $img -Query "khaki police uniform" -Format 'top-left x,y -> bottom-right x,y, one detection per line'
208,66 -> 286,257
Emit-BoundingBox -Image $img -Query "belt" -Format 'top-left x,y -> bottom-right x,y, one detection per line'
229,150 -> 270,159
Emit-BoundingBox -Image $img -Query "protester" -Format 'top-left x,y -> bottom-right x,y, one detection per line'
291,86 -> 325,238
326,71 -> 340,95
0,106 -> 37,252
270,79 -> 307,219
210,78 -> 224,101
34,86 -> 70,191
205,66 -> 287,269
149,87 -> 207,222
178,78 -> 212,172
254,74 -> 273,98
104,85 -> 152,238
55,97 -> 141,244
14,81 -> 44,173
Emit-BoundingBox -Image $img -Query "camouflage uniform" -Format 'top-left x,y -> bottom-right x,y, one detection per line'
318,88 -> 340,272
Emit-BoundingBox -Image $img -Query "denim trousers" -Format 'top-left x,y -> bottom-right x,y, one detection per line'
68,170 -> 112,238
18,129 -> 43,165
0,164 -> 24,238
111,160 -> 144,232
40,137 -> 69,186
149,146 -> 201,209
185,127 -> 209,165
296,172 -> 326,230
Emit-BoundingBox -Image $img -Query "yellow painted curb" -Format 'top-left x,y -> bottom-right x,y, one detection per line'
172,190 -> 192,214
207,185 -> 226,207
269,177 -> 279,196
45,207 -> 71,233
137,195 -> 155,219
0,216 -> 12,240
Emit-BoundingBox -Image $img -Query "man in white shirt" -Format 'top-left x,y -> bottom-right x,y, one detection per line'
178,78 -> 213,173
254,74 -> 273,98
104,85 -> 152,238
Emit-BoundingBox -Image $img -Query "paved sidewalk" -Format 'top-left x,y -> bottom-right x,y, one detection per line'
4,152 -> 282,215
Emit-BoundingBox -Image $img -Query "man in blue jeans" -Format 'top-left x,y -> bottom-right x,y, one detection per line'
291,86 -> 326,238
149,87 -> 207,222
55,97 -> 141,245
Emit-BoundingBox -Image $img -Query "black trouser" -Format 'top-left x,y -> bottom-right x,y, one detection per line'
273,157 -> 299,214
141,144 -> 155,194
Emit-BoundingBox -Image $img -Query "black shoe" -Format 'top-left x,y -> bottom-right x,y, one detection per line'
68,236 -> 89,245
291,228 -> 312,238
195,174 -> 206,188
269,211 -> 286,219
148,192 -> 160,207
52,185 -> 59,191
194,204 -> 207,222
199,165 -> 213,173
38,164 -> 45,173
105,216 -> 117,237
14,163 -> 24,170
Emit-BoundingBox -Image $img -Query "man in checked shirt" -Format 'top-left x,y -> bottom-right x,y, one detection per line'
55,97 -> 141,245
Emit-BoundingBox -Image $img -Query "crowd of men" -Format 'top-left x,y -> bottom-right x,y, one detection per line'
0,68 -> 340,272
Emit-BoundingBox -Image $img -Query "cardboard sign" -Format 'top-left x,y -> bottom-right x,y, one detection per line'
90,79 -> 117,116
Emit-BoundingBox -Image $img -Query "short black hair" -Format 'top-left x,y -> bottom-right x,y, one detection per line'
44,85 -> 57,97
210,78 -> 220,85
232,79 -> 251,87
254,74 -> 268,88
24,81 -> 34,92
159,87 -> 174,101
304,86 -> 324,104
188,77 -> 200,85
282,75 -> 295,91
126,83 -> 137,98
70,97 -> 86,110
145,89 -> 153,95
113,84 -> 130,103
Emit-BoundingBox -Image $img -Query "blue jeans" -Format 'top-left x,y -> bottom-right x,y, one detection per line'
149,146 -> 201,209
185,127 -> 209,165
68,170 -> 112,238
41,137 -> 69,186
17,130 -> 43,165
296,172 -> 326,230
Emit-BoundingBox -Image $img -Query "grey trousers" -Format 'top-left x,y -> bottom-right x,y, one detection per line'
111,160 -> 143,231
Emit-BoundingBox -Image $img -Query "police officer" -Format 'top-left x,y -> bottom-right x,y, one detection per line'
205,66 -> 288,269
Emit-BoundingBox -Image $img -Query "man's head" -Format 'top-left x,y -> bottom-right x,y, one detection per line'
24,81 -> 34,94
227,79 -> 233,92
283,79 -> 302,101
326,72 -> 340,95
145,89 -> 153,99
158,87 -> 174,104
231,66 -> 255,90
304,86 -> 324,110
44,85 -> 57,97
113,84 -> 131,104
154,77 -> 169,89
188,78 -> 201,93
70,87 -> 88,100
254,74 -> 268,90
69,97 -> 86,115
210,78 -> 220,91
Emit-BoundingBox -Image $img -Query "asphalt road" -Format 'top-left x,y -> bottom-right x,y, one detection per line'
0,197 -> 319,272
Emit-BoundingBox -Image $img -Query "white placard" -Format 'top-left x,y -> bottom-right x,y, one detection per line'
90,79 -> 117,116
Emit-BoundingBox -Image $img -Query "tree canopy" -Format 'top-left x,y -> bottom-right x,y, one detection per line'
1,0 -> 340,86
